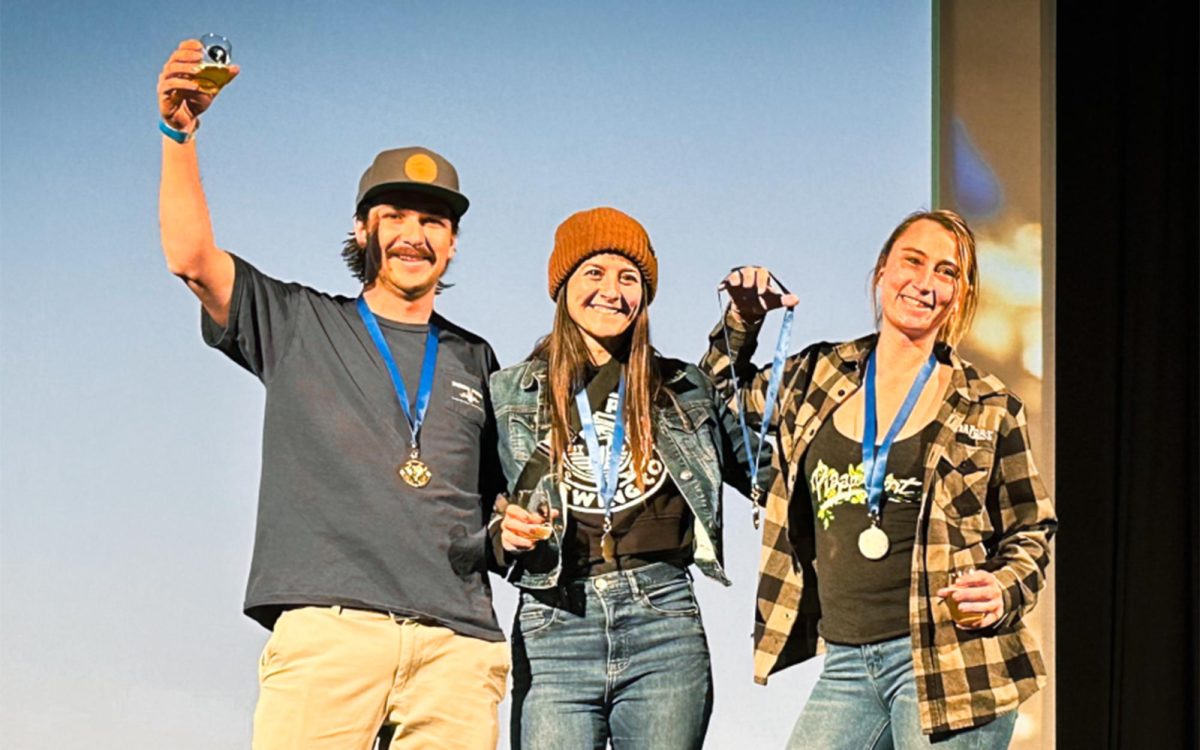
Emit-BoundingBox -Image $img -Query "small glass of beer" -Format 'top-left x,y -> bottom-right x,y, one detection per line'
946,567 -> 987,627
514,491 -> 553,541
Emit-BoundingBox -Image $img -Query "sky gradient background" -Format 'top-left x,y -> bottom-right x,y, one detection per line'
1,1 -> 930,746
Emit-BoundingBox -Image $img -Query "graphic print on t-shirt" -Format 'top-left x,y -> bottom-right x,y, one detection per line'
543,391 -> 669,514
809,459 -> 921,530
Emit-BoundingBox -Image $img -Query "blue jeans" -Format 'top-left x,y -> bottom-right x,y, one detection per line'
787,636 -> 1017,750
510,562 -> 713,750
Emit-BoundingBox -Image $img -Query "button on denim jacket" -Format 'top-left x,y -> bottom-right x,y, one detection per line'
490,356 -> 758,590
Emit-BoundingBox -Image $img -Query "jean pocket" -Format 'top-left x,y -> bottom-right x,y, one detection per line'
515,594 -> 558,637
636,576 -> 700,617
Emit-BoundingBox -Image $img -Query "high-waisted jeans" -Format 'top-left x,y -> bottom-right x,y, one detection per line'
787,635 -> 1018,749
510,562 -> 713,750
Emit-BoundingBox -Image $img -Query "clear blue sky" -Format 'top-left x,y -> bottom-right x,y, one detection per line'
0,1 -> 930,746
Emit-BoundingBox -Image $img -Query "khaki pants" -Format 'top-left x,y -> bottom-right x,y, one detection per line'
253,606 -> 509,750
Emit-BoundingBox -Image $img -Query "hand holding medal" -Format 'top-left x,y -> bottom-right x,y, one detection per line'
718,266 -> 798,528
720,266 -> 800,323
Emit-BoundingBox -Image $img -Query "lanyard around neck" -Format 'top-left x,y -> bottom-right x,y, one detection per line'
356,297 -> 439,449
574,371 -> 627,524
862,349 -> 937,521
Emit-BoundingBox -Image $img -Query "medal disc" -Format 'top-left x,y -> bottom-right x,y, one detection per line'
858,525 -> 890,560
398,458 -> 432,488
600,531 -> 616,563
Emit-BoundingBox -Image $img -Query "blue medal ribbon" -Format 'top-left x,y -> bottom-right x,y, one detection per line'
356,297 -> 439,454
575,371 -> 627,530
717,272 -> 795,527
862,349 -> 937,523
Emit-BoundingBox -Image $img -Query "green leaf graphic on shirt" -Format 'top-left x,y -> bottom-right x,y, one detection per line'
809,460 -> 921,529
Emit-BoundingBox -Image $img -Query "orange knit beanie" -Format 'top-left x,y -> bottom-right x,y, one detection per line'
547,207 -> 658,303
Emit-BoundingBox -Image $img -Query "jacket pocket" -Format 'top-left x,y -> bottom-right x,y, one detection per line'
506,412 -> 538,465
661,401 -> 721,484
934,443 -> 995,520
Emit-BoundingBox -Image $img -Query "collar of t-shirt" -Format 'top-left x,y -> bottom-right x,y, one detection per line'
569,357 -> 624,434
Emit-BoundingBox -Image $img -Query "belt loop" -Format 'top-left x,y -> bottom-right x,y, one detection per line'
624,569 -> 640,597
333,605 -> 343,615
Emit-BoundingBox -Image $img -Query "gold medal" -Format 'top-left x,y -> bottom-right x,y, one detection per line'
601,531 -> 616,563
858,524 -> 890,560
398,451 -> 432,488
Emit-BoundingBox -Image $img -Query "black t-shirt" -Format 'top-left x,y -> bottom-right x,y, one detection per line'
802,417 -> 929,645
202,255 -> 505,641
551,363 -> 694,578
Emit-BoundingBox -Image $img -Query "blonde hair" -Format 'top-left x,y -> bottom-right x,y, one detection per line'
870,209 -> 980,347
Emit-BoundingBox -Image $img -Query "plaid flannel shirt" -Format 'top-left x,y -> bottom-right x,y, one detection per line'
701,311 -> 1056,735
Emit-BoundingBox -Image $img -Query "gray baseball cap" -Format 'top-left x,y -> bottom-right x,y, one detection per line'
355,146 -> 469,219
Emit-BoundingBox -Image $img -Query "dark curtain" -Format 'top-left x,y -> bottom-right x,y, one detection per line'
1055,6 -> 1199,749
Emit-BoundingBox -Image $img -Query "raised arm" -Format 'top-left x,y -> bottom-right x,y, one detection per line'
157,39 -> 239,326
700,267 -> 798,493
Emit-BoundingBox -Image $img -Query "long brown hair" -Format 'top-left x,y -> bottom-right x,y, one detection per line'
530,283 -> 662,483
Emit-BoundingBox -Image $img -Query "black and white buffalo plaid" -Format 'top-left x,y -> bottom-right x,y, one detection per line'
701,310 -> 1056,735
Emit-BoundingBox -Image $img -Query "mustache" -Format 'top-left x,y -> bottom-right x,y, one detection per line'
363,229 -> 433,280
385,237 -> 435,261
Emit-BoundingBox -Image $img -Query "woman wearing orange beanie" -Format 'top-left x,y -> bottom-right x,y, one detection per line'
489,207 -> 755,749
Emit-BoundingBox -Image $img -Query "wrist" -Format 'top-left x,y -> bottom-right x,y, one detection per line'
725,304 -> 765,333
731,308 -> 765,325
159,118 -> 199,144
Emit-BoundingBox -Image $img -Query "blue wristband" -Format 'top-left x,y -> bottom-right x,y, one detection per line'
159,119 -> 194,144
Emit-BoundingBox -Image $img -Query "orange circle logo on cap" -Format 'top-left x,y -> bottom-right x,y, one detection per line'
404,154 -> 439,183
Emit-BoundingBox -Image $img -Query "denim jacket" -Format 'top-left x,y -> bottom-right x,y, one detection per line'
489,355 -> 757,590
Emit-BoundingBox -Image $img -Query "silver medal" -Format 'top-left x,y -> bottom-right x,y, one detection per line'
858,525 -> 890,560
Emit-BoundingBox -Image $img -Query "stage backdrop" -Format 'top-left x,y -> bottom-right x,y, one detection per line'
935,1 -> 1056,747
0,2 -> 933,748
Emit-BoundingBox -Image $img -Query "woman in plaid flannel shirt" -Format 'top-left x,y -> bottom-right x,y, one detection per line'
708,210 -> 1056,748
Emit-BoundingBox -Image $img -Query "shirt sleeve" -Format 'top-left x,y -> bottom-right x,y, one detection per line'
201,253 -> 305,383
982,395 -> 1058,628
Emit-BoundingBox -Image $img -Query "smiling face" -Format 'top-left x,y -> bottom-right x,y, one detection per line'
353,193 -> 457,300
875,219 -> 964,343
564,253 -> 645,351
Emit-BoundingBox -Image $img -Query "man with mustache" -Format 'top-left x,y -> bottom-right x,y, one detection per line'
156,40 -> 508,749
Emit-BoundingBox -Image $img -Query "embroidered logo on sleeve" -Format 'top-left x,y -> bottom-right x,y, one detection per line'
451,381 -> 484,412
